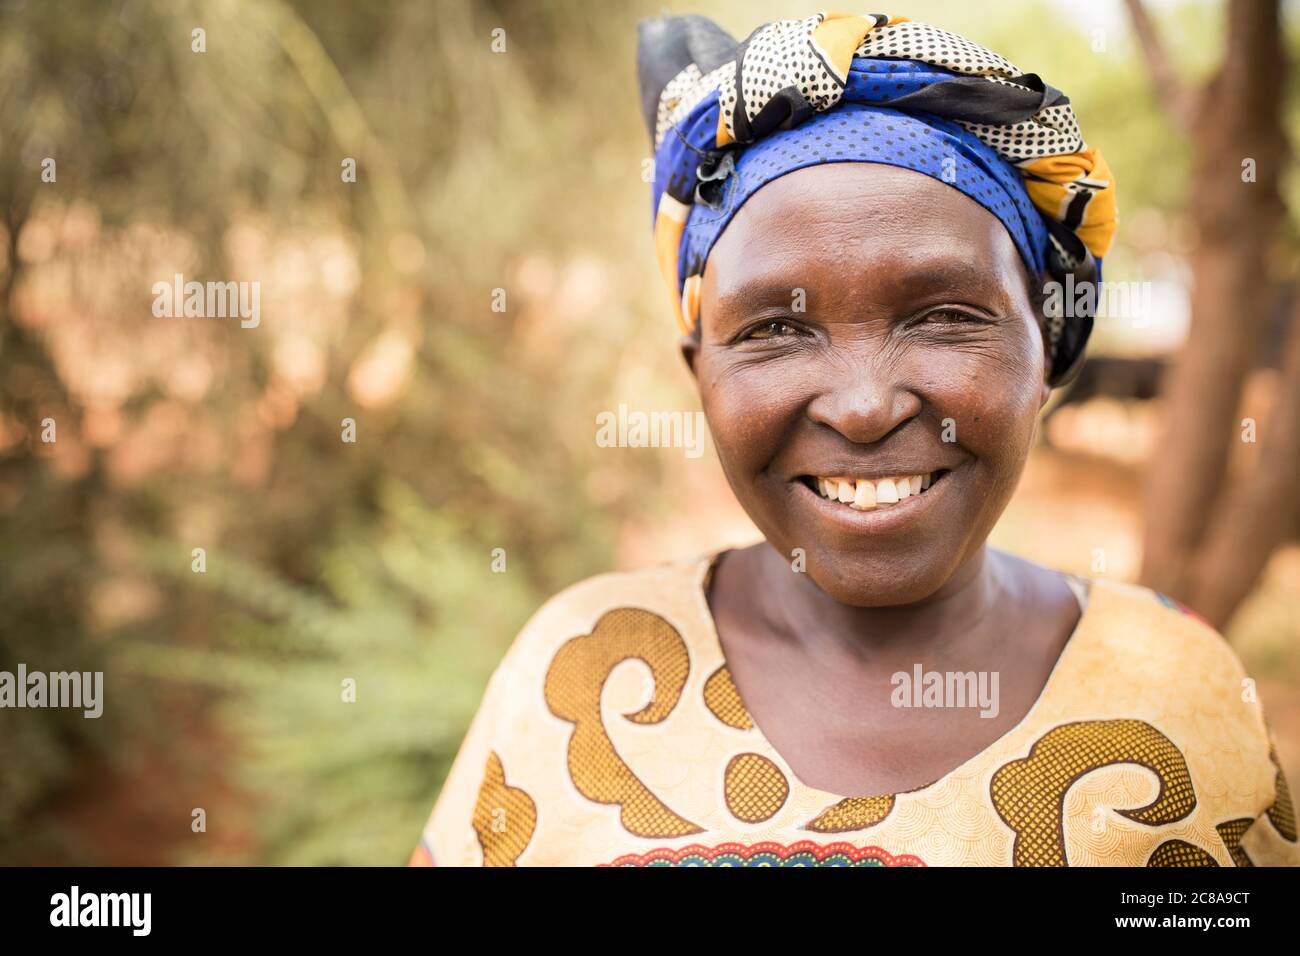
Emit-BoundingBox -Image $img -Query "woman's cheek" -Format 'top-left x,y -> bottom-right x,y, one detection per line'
700,360 -> 792,465
939,338 -> 1042,438
698,373 -> 755,482
936,378 -> 1040,501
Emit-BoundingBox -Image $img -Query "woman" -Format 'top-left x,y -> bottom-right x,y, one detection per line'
411,12 -> 1298,867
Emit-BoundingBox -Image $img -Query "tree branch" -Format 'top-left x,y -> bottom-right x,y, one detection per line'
1122,0 -> 1197,131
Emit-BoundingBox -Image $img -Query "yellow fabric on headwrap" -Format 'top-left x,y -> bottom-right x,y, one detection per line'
1021,148 -> 1118,261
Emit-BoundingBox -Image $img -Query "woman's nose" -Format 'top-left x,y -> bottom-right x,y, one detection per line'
805,370 -> 923,445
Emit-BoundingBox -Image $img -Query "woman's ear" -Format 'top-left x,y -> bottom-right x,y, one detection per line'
1024,268 -> 1054,408
680,334 -> 700,378
1038,334 -> 1055,407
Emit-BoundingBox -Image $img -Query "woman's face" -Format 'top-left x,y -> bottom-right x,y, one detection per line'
687,162 -> 1052,607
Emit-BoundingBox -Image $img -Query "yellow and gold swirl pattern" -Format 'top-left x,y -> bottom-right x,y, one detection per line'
1215,818 -> 1254,868
724,753 -> 789,823
704,665 -> 753,730
1147,840 -> 1219,867
805,794 -> 896,834
991,719 -> 1197,867
471,751 -> 537,867
543,607 -> 702,838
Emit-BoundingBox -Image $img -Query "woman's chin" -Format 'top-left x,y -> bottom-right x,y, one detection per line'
800,556 -> 956,608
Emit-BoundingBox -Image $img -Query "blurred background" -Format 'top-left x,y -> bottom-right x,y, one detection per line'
0,0 -> 1297,865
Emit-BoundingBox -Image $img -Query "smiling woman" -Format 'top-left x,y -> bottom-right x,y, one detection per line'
410,11 -> 1300,867
692,163 -> 1049,610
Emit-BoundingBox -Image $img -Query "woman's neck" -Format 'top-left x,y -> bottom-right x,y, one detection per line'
740,541 -> 1013,662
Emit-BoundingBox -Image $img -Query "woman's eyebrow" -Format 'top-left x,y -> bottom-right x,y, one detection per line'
712,281 -> 810,312
875,261 -> 1009,298
715,263 -> 1010,313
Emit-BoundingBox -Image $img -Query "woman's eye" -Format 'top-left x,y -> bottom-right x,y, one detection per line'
745,319 -> 799,340
923,309 -> 986,326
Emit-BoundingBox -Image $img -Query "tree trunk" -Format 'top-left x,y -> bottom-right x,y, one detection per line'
1137,0 -> 1290,629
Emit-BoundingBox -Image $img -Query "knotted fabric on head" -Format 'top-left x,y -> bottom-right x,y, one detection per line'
637,12 -> 1118,385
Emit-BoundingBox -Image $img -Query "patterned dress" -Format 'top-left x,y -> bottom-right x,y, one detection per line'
410,551 -> 1298,867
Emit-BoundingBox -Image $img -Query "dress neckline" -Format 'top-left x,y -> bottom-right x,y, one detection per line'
691,546 -> 1096,804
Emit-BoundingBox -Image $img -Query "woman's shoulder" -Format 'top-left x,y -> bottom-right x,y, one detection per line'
1001,552 -> 1235,672
492,549 -> 723,679
1076,573 -> 1235,661
1034,570 -> 1296,863
525,549 -> 719,628
1058,572 -> 1264,728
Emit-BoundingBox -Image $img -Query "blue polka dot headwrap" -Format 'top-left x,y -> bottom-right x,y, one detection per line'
638,12 -> 1118,385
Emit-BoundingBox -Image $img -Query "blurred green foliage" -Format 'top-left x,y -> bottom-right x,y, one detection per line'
121,481 -> 542,864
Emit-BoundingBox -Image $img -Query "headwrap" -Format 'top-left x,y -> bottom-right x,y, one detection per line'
637,12 -> 1118,385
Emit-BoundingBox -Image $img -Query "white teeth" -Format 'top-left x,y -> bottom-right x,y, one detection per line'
814,471 -> 936,508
